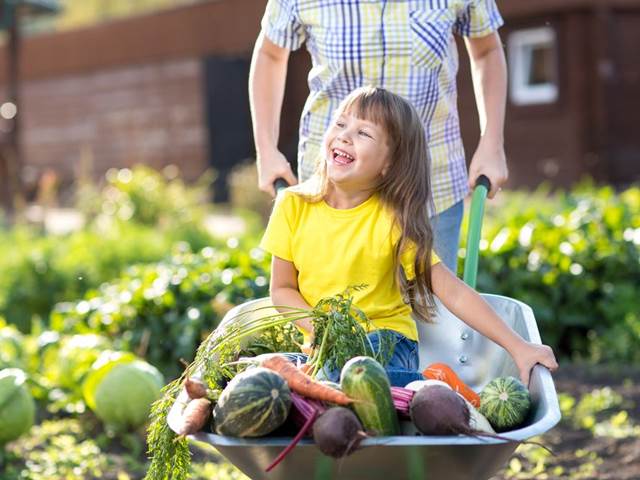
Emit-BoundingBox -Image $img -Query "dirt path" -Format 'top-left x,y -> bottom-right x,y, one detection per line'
492,364 -> 640,479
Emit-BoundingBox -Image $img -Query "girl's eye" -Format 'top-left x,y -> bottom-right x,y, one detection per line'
359,130 -> 372,138
335,121 -> 346,128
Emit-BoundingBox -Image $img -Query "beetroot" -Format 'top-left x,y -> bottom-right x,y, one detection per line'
409,385 -> 554,455
312,407 -> 367,458
409,385 -> 470,435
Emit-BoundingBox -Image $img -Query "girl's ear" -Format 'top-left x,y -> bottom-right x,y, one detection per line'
381,157 -> 391,177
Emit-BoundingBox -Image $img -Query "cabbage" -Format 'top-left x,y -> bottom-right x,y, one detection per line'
0,368 -> 35,445
83,353 -> 164,431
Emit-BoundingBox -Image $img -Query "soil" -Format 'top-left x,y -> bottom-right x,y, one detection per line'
491,364 -> 640,480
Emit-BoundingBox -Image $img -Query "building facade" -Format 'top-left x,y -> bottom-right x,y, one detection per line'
0,0 -> 638,201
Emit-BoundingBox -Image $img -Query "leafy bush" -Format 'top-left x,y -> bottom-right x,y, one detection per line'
466,183 -> 640,362
51,242 -> 271,378
0,166 -> 222,333
0,223 -> 196,332
77,165 -> 212,226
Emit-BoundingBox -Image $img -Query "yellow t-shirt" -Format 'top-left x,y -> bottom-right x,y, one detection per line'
259,190 -> 440,341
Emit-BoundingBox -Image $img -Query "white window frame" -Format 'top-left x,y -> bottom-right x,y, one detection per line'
507,27 -> 559,106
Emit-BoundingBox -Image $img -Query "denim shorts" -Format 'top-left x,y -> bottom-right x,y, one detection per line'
316,329 -> 424,387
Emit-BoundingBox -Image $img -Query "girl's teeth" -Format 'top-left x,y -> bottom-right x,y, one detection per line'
333,152 -> 354,165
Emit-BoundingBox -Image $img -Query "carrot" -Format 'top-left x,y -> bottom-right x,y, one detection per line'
260,354 -> 353,406
184,376 -> 208,400
175,398 -> 212,437
422,363 -> 481,408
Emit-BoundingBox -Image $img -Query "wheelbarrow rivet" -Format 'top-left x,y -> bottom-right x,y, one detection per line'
459,355 -> 468,364
460,332 -> 470,340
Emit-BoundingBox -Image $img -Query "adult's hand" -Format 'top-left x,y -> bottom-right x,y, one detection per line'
468,138 -> 508,199
257,148 -> 298,197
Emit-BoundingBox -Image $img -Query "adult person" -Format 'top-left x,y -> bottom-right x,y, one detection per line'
249,0 -> 508,272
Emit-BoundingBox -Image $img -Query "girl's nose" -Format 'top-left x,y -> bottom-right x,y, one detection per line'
337,131 -> 352,144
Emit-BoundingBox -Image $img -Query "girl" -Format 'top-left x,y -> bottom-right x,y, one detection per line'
260,86 -> 557,387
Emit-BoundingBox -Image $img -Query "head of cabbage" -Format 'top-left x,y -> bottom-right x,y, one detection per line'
83,352 -> 164,432
0,368 -> 35,445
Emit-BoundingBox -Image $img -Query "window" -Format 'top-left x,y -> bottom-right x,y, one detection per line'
507,27 -> 559,106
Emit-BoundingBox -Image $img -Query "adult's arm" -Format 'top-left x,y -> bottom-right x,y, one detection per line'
249,32 -> 298,197
464,31 -> 508,198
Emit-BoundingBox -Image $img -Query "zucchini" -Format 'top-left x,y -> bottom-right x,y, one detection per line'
340,356 -> 399,436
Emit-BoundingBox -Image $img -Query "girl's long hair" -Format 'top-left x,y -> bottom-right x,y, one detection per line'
296,86 -> 437,322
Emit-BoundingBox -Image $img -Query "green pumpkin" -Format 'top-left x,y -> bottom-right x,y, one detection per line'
213,367 -> 291,437
479,376 -> 531,432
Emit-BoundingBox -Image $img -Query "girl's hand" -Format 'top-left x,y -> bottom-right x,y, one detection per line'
513,342 -> 559,387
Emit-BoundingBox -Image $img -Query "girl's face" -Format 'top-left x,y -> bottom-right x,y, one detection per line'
323,109 -> 391,190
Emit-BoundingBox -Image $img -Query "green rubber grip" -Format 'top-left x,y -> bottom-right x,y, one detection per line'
462,175 -> 491,289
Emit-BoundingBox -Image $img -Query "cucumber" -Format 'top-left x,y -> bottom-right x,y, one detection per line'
340,356 -> 399,436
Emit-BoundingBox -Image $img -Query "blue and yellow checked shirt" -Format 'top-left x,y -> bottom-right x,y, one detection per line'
261,0 -> 503,214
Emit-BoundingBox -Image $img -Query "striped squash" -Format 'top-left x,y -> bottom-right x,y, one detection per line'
479,376 -> 531,432
213,367 -> 291,437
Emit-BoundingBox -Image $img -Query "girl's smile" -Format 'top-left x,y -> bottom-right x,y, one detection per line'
331,147 -> 355,166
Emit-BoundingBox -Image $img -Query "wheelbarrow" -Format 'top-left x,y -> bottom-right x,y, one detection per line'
168,176 -> 561,480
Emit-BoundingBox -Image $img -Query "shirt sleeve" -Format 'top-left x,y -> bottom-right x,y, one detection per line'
454,0 -> 504,38
259,191 -> 296,261
261,0 -> 307,51
400,244 -> 441,281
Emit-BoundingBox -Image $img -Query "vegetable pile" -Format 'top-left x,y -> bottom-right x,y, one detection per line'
144,289 -> 540,480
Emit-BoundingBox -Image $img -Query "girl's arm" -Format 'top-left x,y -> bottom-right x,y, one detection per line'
270,255 -> 314,337
431,263 -> 558,385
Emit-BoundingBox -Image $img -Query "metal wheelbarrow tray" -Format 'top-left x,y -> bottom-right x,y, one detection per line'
173,293 -> 560,480
169,178 -> 561,480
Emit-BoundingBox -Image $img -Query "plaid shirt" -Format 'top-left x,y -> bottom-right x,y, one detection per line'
261,0 -> 503,214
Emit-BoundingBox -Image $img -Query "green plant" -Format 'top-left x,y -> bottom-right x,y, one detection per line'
51,241 -> 271,378
466,182 -> 640,362
0,165 -> 223,333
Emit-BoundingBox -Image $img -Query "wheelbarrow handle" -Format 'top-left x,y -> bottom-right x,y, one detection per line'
462,174 -> 492,289
274,178 -> 289,193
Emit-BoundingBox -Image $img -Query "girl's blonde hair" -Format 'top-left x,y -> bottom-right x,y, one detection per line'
295,86 -> 437,322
